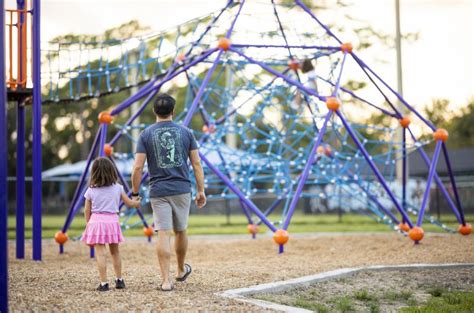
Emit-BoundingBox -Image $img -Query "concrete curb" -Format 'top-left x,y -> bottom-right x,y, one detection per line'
217,263 -> 474,313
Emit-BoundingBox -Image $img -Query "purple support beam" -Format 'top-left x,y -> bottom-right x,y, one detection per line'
230,48 -> 326,102
319,75 -> 398,117
215,68 -> 291,125
109,48 -> 218,147
356,181 -> 400,225
416,141 -> 442,226
441,143 -> 466,225
183,50 -> 224,126
16,0 -> 26,260
32,0 -> 42,261
282,111 -> 332,230
332,52 -> 347,96
0,0 -> 9,308
351,54 -> 436,130
232,43 -> 341,50
256,196 -> 285,226
200,152 -> 278,232
181,0 -> 244,126
16,102 -> 25,259
109,88 -> 159,146
225,0 -> 245,38
407,129 -> 462,223
402,128 -> 407,221
98,124 -> 108,157
336,110 -> 413,227
295,0 -> 343,44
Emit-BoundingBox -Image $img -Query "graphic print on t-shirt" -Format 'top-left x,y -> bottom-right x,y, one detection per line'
152,127 -> 184,168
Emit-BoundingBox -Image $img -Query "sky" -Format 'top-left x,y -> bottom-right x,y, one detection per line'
5,0 -> 474,111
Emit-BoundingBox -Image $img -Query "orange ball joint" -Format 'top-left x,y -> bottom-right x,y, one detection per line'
247,224 -> 259,235
399,117 -> 411,128
458,223 -> 472,236
98,111 -> 113,124
408,226 -> 424,242
341,42 -> 353,53
433,128 -> 448,142
103,144 -> 113,157
55,231 -> 68,245
217,38 -> 231,51
326,97 -> 341,111
202,124 -> 216,134
143,226 -> 154,238
288,59 -> 299,71
175,53 -> 186,63
273,229 -> 289,245
398,222 -> 410,232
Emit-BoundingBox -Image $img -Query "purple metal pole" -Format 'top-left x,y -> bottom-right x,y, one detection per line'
0,0 -> 9,307
332,53 -> 347,96
109,49 -> 218,146
282,111 -> 332,230
16,101 -> 25,259
216,68 -> 291,125
336,110 -> 413,227
200,153 -> 278,232
181,1 -> 244,126
256,196 -> 284,226
319,76 -> 397,117
232,43 -> 341,50
402,128 -> 407,221
441,143 -> 466,225
109,88 -> 159,146
15,0 -> 26,260
351,54 -> 435,130
98,124 -> 107,157
225,0 -> 245,38
230,48 -> 326,102
416,141 -> 442,226
32,0 -> 42,261
182,50 -> 224,126
356,181 -> 400,224
295,0 -> 343,44
407,129 -> 462,223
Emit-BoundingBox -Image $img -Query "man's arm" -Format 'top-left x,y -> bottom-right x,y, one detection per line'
132,153 -> 146,196
189,149 -> 206,208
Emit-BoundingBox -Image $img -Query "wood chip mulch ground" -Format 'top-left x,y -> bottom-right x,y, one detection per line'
8,233 -> 474,312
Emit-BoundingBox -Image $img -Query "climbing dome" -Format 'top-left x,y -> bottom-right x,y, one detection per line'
52,0 -> 470,252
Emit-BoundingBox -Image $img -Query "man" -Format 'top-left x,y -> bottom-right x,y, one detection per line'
131,93 -> 206,291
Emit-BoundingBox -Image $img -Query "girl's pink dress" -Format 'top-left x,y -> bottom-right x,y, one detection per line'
81,184 -> 125,245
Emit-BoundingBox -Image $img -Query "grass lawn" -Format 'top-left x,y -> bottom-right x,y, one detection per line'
7,213 -> 471,240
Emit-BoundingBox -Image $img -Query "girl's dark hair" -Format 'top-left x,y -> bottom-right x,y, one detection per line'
89,157 -> 118,188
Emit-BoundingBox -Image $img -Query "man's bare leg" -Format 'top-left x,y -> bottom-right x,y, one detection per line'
157,230 -> 172,290
174,230 -> 188,279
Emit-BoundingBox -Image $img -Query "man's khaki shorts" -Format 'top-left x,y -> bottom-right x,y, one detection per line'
150,193 -> 191,232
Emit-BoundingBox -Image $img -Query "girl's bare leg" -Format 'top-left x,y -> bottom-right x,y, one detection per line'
108,244 -> 122,279
95,244 -> 107,282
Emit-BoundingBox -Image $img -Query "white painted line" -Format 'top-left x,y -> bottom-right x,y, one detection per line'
217,263 -> 474,313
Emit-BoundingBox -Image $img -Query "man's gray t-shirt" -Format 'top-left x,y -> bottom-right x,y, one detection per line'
136,121 -> 198,197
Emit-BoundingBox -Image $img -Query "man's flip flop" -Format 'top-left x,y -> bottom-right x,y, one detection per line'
176,264 -> 192,282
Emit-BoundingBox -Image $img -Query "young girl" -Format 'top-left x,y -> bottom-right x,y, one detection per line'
81,157 -> 141,291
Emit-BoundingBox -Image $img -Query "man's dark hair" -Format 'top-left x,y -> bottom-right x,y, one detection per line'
153,93 -> 175,118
